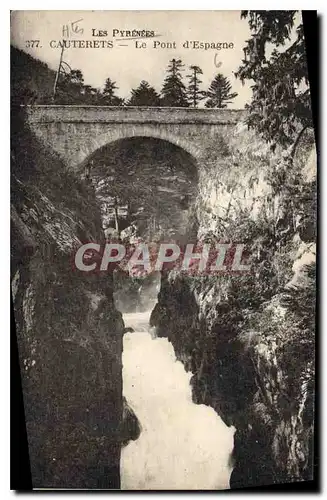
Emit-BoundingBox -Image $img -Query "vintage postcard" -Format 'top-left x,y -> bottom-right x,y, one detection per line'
11,10 -> 317,490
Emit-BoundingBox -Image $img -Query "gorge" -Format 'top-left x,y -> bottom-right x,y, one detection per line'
11,106 -> 316,489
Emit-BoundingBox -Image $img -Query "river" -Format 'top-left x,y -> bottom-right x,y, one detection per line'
120,310 -> 235,490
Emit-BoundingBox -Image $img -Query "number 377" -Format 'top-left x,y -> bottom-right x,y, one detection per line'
25,40 -> 41,48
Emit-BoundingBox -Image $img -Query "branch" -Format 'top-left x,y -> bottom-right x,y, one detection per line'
290,125 -> 311,163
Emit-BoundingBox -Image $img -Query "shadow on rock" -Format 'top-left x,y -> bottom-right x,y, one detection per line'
120,397 -> 142,447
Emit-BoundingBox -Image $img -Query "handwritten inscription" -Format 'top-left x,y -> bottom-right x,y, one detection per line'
214,54 -> 223,68
62,19 -> 84,38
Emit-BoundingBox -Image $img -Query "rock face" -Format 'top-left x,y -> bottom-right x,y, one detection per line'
120,397 -> 142,447
151,124 -> 316,487
11,110 -> 124,488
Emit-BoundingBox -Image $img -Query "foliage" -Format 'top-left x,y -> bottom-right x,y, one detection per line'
12,46 -> 239,108
56,69 -> 99,104
235,11 -> 312,148
161,58 -> 189,107
11,46 -> 56,105
126,80 -> 161,106
205,73 -> 238,108
103,78 -> 125,105
186,65 -> 206,107
281,263 -> 316,342
69,69 -> 84,85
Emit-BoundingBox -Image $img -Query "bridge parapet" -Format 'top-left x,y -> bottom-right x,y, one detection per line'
25,105 -> 245,125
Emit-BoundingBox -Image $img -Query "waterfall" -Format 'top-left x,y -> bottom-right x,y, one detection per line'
120,310 -> 235,490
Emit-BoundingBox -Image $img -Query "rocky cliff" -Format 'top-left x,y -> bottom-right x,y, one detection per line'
151,122 -> 316,488
11,109 -> 124,488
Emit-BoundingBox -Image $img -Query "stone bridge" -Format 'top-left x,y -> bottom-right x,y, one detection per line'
25,105 -> 245,171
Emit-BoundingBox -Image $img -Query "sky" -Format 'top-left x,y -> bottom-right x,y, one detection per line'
11,10 -> 302,108
11,10 -> 254,108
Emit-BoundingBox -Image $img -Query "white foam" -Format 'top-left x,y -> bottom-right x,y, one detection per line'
120,311 -> 235,490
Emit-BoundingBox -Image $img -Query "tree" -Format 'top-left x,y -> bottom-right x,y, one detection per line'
69,69 -> 84,86
82,85 -> 103,105
127,80 -> 161,106
205,73 -> 238,108
56,68 -> 86,104
186,65 -> 206,107
235,11 -> 312,148
56,68 -> 108,105
102,77 -> 124,106
161,58 -> 189,107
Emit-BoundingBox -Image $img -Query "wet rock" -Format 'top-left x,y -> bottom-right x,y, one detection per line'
120,397 -> 141,446
151,125 -> 316,488
124,327 -> 135,334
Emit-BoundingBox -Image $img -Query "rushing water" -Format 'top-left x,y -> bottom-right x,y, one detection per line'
120,310 -> 235,491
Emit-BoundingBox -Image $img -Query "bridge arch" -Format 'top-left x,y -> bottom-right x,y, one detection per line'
80,134 -> 200,242
25,105 -> 245,171
76,125 -> 203,170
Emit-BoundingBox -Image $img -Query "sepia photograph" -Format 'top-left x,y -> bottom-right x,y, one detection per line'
10,9 -> 317,491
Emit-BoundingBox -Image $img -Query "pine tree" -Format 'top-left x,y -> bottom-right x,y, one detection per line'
161,58 -> 189,107
205,73 -> 238,108
102,78 -> 124,105
186,65 -> 206,107
127,81 -> 161,106
235,11 -> 312,148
